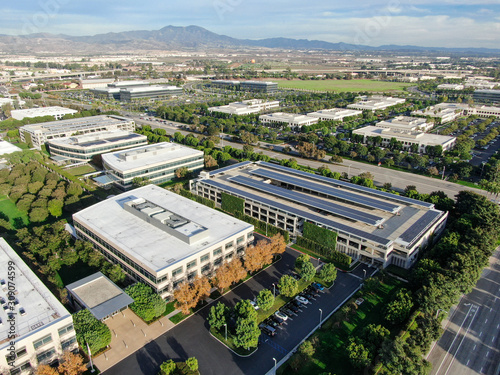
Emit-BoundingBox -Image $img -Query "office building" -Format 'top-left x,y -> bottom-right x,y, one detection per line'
210,80 -> 240,90
347,96 -> 406,111
240,81 -> 278,93
191,161 -> 447,269
118,85 -> 183,102
0,141 -> 21,160
72,185 -> 254,299
90,80 -> 151,100
465,105 -> 500,118
11,106 -> 78,121
47,130 -> 147,163
352,126 -> 456,153
473,89 -> 500,104
0,238 -> 77,374
376,116 -> 434,132
464,79 -> 496,90
208,99 -> 280,116
259,112 -> 319,129
411,103 -> 465,124
79,78 -> 115,89
307,108 -> 363,122
19,115 -> 135,150
100,142 -> 204,190
437,84 -> 464,90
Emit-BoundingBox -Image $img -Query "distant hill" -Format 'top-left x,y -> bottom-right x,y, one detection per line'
1,25 -> 499,54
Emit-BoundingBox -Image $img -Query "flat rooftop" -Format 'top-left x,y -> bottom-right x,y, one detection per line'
260,112 -> 318,123
353,126 -> 455,145
66,272 -> 133,321
11,106 -> 77,118
73,185 -> 253,273
47,130 -> 146,148
0,141 -> 22,156
121,85 -> 181,93
102,142 -> 203,173
0,238 -> 70,348
195,161 -> 444,248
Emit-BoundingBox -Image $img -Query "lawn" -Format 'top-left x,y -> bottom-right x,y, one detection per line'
278,277 -> 404,375
273,79 -> 413,92
0,195 -> 29,227
65,164 -> 98,176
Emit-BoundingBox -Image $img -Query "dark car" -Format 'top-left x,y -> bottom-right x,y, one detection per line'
270,315 -> 285,325
259,324 -> 276,337
292,300 -> 303,309
265,318 -> 280,328
282,308 -> 295,317
287,303 -> 299,313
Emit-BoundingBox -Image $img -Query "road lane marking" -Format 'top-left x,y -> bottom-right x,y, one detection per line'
473,344 -> 476,350
467,359 -> 470,366
479,331 -> 483,337
485,319 -> 488,324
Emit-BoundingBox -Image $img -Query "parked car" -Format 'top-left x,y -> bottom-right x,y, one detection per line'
259,324 -> 276,337
282,308 -> 295,317
249,300 -> 259,310
287,303 -> 299,313
295,295 -> 310,305
312,282 -> 325,291
265,318 -> 280,328
271,315 -> 285,325
274,311 -> 289,322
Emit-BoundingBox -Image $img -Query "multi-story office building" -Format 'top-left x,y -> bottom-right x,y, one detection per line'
72,185 -> 254,299
0,238 -> 77,374
352,126 -> 455,153
208,99 -> 280,116
101,142 -> 204,190
90,80 -> 151,100
307,108 -> 363,122
436,84 -> 464,90
210,80 -> 240,90
191,161 -> 447,269
376,116 -> 434,132
11,106 -> 77,121
118,85 -> 183,101
473,89 -> 500,105
19,115 -> 135,149
46,130 -> 148,163
411,103 -> 464,124
239,81 -> 278,93
79,78 -> 115,89
259,112 -> 319,129
347,96 -> 406,111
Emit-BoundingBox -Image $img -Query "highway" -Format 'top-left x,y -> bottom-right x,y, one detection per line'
427,246 -> 500,375
128,114 -> 488,199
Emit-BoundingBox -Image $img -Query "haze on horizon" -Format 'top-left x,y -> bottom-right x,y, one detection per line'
2,0 -> 500,49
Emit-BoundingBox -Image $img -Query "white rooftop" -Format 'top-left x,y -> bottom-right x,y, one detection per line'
47,130 -> 146,147
121,85 -> 180,93
260,112 -> 318,124
102,142 -> 203,173
11,106 -> 77,120
353,126 -> 455,145
73,185 -> 253,273
0,238 -> 70,348
0,141 -> 21,156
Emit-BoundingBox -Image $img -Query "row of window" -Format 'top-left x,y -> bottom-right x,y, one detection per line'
120,161 -> 203,185
49,139 -> 146,156
110,156 -> 204,179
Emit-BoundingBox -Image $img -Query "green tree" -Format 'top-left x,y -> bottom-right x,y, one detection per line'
319,263 -> 337,283
385,288 -> 414,324
299,340 -> 315,357
299,261 -> 316,281
208,302 -> 228,330
160,359 -> 176,375
125,283 -> 166,322
347,337 -> 372,369
185,357 -> 199,372
48,199 -> 63,217
107,264 -> 126,283
256,289 -> 274,311
278,275 -> 298,297
233,317 -> 260,349
73,309 -> 111,355
234,299 -> 258,321
295,253 -> 310,271
29,207 -> 49,223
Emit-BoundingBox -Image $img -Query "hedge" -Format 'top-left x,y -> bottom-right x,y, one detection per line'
180,189 -> 216,208
303,221 -> 337,249
296,236 -> 351,268
221,192 -> 244,215
234,212 -> 290,242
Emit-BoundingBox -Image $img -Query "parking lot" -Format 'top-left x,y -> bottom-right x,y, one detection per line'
103,243 -> 363,375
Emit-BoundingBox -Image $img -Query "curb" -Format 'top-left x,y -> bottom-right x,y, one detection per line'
209,331 -> 258,358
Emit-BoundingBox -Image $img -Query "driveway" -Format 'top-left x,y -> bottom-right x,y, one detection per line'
103,246 -> 362,375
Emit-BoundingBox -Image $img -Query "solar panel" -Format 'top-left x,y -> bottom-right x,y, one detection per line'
399,210 -> 443,247
228,175 -> 384,226
199,179 -> 391,246
249,168 -> 400,213
208,161 -> 252,176
257,161 -> 434,208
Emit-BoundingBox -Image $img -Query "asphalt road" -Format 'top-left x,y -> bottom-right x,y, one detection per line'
102,243 -> 362,375
427,246 -> 500,375
128,114 -> 488,200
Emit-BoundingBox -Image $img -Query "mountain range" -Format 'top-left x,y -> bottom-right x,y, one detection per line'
1,25 -> 499,55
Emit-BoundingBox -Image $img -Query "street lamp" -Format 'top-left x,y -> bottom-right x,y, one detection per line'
362,269 -> 367,280
273,357 -> 277,374
481,161 -> 486,178
223,323 -> 227,341
272,283 -> 276,297
319,308 -> 323,326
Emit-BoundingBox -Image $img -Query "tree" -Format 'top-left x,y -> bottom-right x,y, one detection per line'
278,275 -> 298,297
385,288 -> 414,324
268,233 -> 286,255
175,167 -> 189,179
295,253 -> 310,271
256,289 -> 274,311
299,340 -> 316,358
36,365 -> 59,375
125,283 -> 166,322
107,264 -> 126,284
160,359 -> 176,375
233,317 -> 260,349
29,207 -> 49,223
227,257 -> 247,285
299,261 -> 316,281
319,263 -> 337,283
347,338 -> 372,369
204,154 -> 218,169
58,351 -> 87,375
214,261 -> 233,293
185,357 -> 199,372
208,302 -> 228,330
363,277 -> 380,294
48,199 -> 64,217
174,276 -> 211,315
244,244 -> 266,274
235,299 -> 258,321
73,309 -> 111,355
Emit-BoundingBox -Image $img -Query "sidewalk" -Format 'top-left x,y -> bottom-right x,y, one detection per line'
93,308 -> 176,373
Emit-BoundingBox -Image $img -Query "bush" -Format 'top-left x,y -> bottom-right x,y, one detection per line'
125,283 -> 166,322
73,309 -> 111,355
221,192 -> 244,215
303,222 -> 337,249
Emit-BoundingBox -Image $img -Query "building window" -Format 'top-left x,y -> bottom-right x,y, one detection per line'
236,236 -> 244,244
200,254 -> 210,263
36,347 -> 56,364
187,271 -> 197,280
172,279 -> 184,289
61,336 -> 77,351
186,260 -> 197,270
225,252 -> 233,260
172,267 -> 183,278
33,334 -> 53,350
201,264 -> 211,274
213,248 -> 222,256
225,242 -> 233,250
9,361 -> 31,375
214,257 -> 223,266
58,324 -> 74,337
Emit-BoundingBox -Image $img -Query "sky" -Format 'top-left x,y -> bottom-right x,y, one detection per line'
2,0 -> 500,48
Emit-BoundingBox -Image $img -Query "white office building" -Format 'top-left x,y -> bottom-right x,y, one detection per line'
208,99 -> 280,116
376,116 -> 434,132
72,185 -> 254,299
437,84 -> 464,90
100,142 -> 204,190
11,107 -> 78,121
411,103 -> 465,124
80,78 -> 115,89
259,112 -> 319,129
0,238 -> 77,374
307,108 -> 363,122
352,126 -> 456,153
347,96 -> 406,111
19,115 -> 135,149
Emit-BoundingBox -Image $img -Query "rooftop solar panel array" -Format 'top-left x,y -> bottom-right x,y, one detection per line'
228,175 -> 384,225
249,168 -> 400,213
208,161 -> 252,176
399,210 -> 443,247
200,179 -> 391,246
257,161 -> 434,208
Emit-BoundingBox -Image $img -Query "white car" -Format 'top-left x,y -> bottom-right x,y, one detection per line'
249,300 -> 260,310
274,311 -> 289,321
295,296 -> 309,305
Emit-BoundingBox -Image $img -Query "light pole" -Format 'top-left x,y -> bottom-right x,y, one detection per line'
318,257 -> 321,267
363,269 -> 367,280
273,357 -> 277,374
481,161 -> 486,178
435,309 -> 446,319
86,341 -> 95,373
223,323 -> 227,341
272,283 -> 276,297
319,308 -> 323,326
